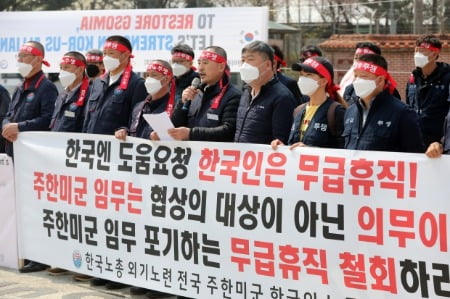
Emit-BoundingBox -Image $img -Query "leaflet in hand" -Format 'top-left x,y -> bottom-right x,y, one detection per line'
142,113 -> 174,141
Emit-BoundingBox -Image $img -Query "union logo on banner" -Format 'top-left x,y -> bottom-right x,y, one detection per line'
73,250 -> 82,268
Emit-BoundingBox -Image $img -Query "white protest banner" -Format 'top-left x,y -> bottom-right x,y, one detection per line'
14,132 -> 450,298
0,7 -> 268,73
0,154 -> 18,269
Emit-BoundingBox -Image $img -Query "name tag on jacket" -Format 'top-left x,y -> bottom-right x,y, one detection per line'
207,113 -> 219,121
64,110 -> 75,118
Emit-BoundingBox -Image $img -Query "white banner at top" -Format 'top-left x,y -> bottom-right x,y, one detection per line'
14,132 -> 450,298
0,7 -> 268,73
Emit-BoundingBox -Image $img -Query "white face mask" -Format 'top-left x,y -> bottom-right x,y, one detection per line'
297,76 -> 319,96
103,55 -> 121,72
239,62 -> 260,84
144,77 -> 163,95
17,62 -> 33,78
414,52 -> 429,68
59,70 -> 77,88
353,78 -> 377,99
172,63 -> 188,77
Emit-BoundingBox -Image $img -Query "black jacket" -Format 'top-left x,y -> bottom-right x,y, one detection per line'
0,85 -> 11,153
442,110 -> 450,154
443,112 -> 450,153
343,90 -> 424,153
406,62 -> 450,147
288,98 -> 346,148
82,71 -> 147,135
128,93 -> 170,139
171,76 -> 241,142
50,82 -> 90,133
3,71 -> 58,157
234,77 -> 296,144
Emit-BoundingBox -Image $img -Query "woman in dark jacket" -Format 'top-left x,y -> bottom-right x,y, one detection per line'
271,56 -> 346,150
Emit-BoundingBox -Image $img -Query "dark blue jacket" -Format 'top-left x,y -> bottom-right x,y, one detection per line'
234,77 -> 296,145
406,62 -> 450,147
2,71 -> 58,156
50,82 -> 90,133
175,69 -> 200,106
171,78 -> 241,142
0,85 -> 11,153
82,71 -> 147,135
343,90 -> 424,153
277,72 -> 305,105
128,93 -> 170,139
288,98 -> 346,148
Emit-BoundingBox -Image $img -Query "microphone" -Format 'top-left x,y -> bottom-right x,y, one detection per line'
182,77 -> 201,110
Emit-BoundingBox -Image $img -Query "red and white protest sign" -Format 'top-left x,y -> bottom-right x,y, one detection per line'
14,132 -> 450,298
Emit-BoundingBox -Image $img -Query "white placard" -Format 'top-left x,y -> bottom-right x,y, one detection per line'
143,113 -> 174,141
0,7 -> 268,73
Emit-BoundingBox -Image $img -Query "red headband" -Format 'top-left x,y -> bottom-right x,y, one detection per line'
146,62 -> 176,115
274,54 -> 287,67
303,58 -> 332,85
354,61 -> 397,93
199,50 -> 226,64
355,48 -> 376,55
172,52 -> 193,61
147,63 -> 173,77
103,41 -> 134,57
86,53 -> 103,63
20,44 -> 50,67
418,42 -> 440,52
60,56 -> 85,67
303,58 -> 340,97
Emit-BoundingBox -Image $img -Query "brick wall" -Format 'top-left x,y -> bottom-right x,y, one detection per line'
319,34 -> 450,99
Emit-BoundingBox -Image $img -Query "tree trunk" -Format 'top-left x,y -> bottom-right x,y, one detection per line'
414,0 -> 424,34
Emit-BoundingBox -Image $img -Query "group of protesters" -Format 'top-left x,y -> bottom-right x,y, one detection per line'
1,33 -> 449,298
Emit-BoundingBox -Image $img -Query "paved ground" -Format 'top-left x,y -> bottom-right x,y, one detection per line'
0,267 -> 178,299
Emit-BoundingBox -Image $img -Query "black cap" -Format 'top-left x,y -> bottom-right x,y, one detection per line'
301,45 -> 322,58
291,56 -> 334,81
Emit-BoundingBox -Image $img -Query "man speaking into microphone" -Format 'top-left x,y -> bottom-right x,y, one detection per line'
164,46 -> 241,142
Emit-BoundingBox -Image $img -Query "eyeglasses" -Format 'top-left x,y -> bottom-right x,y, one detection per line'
16,53 -> 35,59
